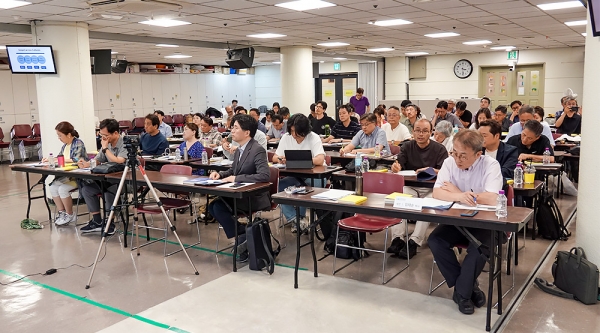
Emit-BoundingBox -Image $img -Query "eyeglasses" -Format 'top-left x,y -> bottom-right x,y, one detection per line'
450,150 -> 473,161
315,105 -> 324,109
413,129 -> 430,134
360,122 -> 374,128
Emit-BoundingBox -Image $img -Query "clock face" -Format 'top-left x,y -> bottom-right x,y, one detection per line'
454,59 -> 473,79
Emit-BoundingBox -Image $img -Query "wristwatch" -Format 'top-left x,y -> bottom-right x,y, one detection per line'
102,148 -> 108,154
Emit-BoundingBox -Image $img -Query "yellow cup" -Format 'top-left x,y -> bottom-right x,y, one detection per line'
524,172 -> 535,184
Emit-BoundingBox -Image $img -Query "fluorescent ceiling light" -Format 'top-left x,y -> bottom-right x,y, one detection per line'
247,33 -> 287,38
101,14 -> 123,20
582,32 -> 587,36
139,18 -> 191,27
537,1 -> 582,11
333,57 -> 347,60
164,54 -> 192,59
367,47 -> 394,52
490,46 -> 516,51
0,0 -> 31,9
405,52 -> 429,56
317,42 -> 349,47
156,44 -> 179,47
272,61 -> 281,64
275,0 -> 336,11
111,51 -> 118,54
564,20 -> 587,26
424,32 -> 460,38
319,61 -> 325,63
463,40 -> 492,45
369,18 -> 413,26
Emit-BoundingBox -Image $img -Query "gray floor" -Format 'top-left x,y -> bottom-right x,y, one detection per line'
0,162 -> 594,333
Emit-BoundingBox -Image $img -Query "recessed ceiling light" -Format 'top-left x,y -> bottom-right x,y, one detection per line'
139,18 -> 191,27
275,0 -> 336,11
101,14 -> 123,20
164,54 -> 192,59
405,51 -> 429,56
317,42 -> 349,47
367,47 -> 394,52
272,61 -> 281,64
247,33 -> 287,38
463,40 -> 492,45
156,44 -> 179,48
333,57 -> 347,60
424,32 -> 460,38
247,19 -> 268,24
582,32 -> 587,36
490,46 -> 516,51
111,51 -> 118,54
564,20 -> 587,26
537,1 -> 582,11
0,0 -> 31,9
368,18 -> 413,26
483,22 -> 499,27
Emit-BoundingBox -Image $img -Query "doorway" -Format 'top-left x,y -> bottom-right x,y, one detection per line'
315,74 -> 358,120
479,64 -> 545,109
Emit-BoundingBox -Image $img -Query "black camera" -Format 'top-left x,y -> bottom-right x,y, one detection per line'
123,135 -> 140,151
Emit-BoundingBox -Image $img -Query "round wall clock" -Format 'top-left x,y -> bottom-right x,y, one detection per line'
454,59 -> 473,79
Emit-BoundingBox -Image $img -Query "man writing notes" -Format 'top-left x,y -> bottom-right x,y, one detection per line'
322,104 -> 361,143
340,113 -> 390,155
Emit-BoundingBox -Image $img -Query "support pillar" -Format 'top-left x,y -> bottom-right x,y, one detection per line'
280,46 -> 313,115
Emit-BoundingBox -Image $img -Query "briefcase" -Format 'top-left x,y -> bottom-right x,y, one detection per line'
552,247 -> 599,305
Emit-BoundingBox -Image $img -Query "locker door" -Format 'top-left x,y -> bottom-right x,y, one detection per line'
141,75 -> 154,109
27,75 -> 38,112
11,74 -> 30,115
119,74 -> 133,108
130,74 -> 143,109
0,72 -> 15,116
108,74 -> 122,110
95,74 -> 111,110
151,75 -> 164,109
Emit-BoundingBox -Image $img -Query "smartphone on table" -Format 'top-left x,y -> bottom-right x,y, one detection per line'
460,210 -> 478,217
230,182 -> 245,188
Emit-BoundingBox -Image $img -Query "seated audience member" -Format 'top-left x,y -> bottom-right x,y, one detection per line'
554,96 -> 582,135
533,106 -> 549,126
273,114 -> 326,232
77,119 -> 128,235
208,115 -> 270,262
266,114 -> 287,140
493,105 -> 512,132
504,105 -> 555,146
231,99 -> 238,110
308,103 -> 316,120
402,104 -> 422,135
433,120 -> 454,153
555,96 -> 568,119
323,104 -> 361,142
340,113 -> 390,155
140,114 -> 169,155
261,110 -> 274,131
382,106 -> 411,145
199,117 -> 222,148
447,99 -> 456,113
432,100 -> 464,128
389,119 -> 448,259
428,130 -> 504,315
185,114 -> 193,124
272,102 -> 280,114
469,108 -> 492,130
192,112 -> 203,127
454,101 -> 472,129
235,106 -> 247,114
178,123 -> 205,174
310,100 -> 336,136
154,110 -> 173,138
223,114 -> 267,160
507,120 -> 555,162
279,106 -> 291,122
509,100 -> 522,123
478,120 -> 518,180
373,107 -> 386,127
345,102 -> 360,123
223,105 -> 234,127
249,108 -> 267,133
400,99 -> 412,123
48,121 -> 89,226
480,96 -> 491,109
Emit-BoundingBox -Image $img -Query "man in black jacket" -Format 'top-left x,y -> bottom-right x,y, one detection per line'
479,120 -> 519,181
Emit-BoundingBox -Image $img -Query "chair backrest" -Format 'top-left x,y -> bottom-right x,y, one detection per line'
363,172 -> 405,194
0,127 -> 4,141
119,120 -> 133,130
389,144 -> 400,155
506,185 -> 514,207
160,164 -> 192,175
12,124 -> 33,139
172,114 -> 184,124
269,166 -> 279,196
217,127 -> 226,133
32,123 -> 41,138
163,115 -> 173,124
258,105 -> 268,114
552,133 -> 561,140
133,117 -> 145,129
267,151 -> 275,163
204,147 -> 213,159
325,154 -> 331,166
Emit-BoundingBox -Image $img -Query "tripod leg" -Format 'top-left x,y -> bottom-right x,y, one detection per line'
86,166 -> 130,289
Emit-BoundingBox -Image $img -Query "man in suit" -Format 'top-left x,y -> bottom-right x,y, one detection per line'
478,120 -> 519,181
207,114 -> 270,262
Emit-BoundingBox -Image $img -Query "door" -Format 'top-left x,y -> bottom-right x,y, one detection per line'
316,74 -> 358,120
479,65 -> 545,109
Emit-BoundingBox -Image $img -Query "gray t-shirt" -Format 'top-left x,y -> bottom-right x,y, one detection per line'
95,136 -> 128,163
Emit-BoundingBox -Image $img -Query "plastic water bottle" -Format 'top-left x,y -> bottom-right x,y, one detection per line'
374,144 -> 381,158
354,153 -> 362,173
496,190 -> 508,218
543,148 -> 551,165
453,125 -> 459,135
48,153 -> 55,169
175,148 -> 181,161
202,150 -> 208,165
361,156 -> 370,173
514,163 -> 524,186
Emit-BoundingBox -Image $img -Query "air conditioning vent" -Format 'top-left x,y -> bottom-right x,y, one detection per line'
87,0 -> 182,13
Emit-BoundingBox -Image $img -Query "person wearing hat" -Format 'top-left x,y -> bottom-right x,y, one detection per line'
388,118 -> 449,259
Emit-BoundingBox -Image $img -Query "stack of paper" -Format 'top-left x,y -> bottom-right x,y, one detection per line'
452,203 -> 496,211
554,134 -> 581,142
384,192 -> 413,204
420,198 -> 454,210
311,189 -> 354,201
339,195 -> 368,205
397,170 -> 417,176
182,177 -> 214,185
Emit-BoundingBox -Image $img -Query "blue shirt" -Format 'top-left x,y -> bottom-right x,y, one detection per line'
257,121 -> 267,134
178,141 -> 205,175
140,132 -> 169,155
158,122 -> 173,138
504,122 -> 555,146
350,126 -> 390,153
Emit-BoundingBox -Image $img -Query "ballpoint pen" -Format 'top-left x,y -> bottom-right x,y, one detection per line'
471,188 -> 478,208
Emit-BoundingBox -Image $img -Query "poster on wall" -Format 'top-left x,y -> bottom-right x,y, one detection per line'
530,71 -> 539,96
487,73 -> 495,95
324,90 -> 333,97
344,90 -> 354,97
499,72 -> 507,96
517,71 -> 526,96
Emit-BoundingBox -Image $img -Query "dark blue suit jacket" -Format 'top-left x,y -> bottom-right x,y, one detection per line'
484,141 -> 519,180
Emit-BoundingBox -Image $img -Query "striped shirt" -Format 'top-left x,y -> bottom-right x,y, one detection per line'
331,120 -> 361,140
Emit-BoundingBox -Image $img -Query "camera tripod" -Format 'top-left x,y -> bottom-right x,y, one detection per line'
86,149 -> 199,289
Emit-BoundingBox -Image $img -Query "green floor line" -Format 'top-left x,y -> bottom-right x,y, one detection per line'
127,231 -> 309,271
0,268 -> 190,333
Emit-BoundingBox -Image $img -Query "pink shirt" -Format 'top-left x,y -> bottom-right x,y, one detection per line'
434,155 -> 503,194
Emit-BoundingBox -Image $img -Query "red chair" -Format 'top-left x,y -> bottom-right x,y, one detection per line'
333,172 -> 406,284
389,144 -> 400,156
0,128 -> 12,163
217,127 -> 227,133
172,114 -> 184,127
204,147 -> 213,159
11,124 -> 40,161
267,151 -> 275,163
163,115 -> 173,125
118,120 -> 133,132
552,133 -> 562,140
32,123 -> 41,139
129,117 -> 145,135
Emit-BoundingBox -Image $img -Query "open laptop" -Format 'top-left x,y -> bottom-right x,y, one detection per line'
284,150 -> 313,169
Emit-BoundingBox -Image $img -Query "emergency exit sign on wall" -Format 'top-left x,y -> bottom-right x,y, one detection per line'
333,62 -> 341,71
507,50 -> 519,60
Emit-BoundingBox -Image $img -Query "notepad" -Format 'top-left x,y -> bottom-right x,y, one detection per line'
452,203 -> 496,211
58,165 -> 79,171
311,189 -> 354,201
182,178 -> 214,185
384,192 -> 413,204
397,170 -> 417,176
339,195 -> 368,205
420,198 -> 454,210
369,168 -> 388,173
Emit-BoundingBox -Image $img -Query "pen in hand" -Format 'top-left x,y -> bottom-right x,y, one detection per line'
471,189 -> 478,207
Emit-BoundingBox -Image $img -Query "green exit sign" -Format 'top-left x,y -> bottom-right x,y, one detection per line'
333,62 -> 341,71
507,50 -> 519,60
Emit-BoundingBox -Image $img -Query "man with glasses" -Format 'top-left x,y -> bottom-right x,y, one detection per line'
388,119 -> 448,259
493,105 -> 512,132
76,119 -> 128,235
432,101 -> 464,128
428,130 -> 504,315
310,100 -> 336,136
199,117 -> 222,148
382,106 -> 411,145
340,113 -> 390,155
509,100 -> 522,123
507,120 -> 555,163
504,104 -> 555,146
479,120 -> 519,180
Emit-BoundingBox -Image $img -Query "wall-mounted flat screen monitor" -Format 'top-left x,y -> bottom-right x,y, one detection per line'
590,0 -> 600,37
6,45 -> 57,74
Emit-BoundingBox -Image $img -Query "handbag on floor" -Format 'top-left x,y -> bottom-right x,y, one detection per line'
246,218 -> 281,275
535,247 -> 600,305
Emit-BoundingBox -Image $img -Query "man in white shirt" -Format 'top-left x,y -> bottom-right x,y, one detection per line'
428,129 -> 504,315
381,106 -> 411,145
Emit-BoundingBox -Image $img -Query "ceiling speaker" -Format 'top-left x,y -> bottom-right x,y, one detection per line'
226,47 -> 254,69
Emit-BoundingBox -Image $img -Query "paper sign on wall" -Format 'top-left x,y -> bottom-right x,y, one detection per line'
530,71 -> 539,96
345,90 -> 354,96
517,71 -> 526,96
324,90 -> 333,97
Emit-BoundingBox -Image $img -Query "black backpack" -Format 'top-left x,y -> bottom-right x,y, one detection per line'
246,218 -> 280,274
205,107 -> 223,118
324,227 -> 366,260
536,194 -> 570,240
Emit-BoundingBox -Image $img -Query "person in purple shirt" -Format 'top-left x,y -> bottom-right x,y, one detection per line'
349,87 -> 370,116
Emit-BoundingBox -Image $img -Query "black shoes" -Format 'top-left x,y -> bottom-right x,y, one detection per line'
471,281 -> 486,308
398,239 -> 418,259
386,237 -> 406,254
81,220 -> 103,233
453,289 -> 475,315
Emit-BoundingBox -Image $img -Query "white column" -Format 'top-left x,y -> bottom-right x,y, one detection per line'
576,11 -> 600,265
280,46 -> 313,115
31,21 -> 96,156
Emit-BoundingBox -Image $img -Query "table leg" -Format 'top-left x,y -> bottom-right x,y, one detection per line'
121,181 -> 128,248
309,208 -> 318,277
233,199 -> 238,273
486,230 -> 497,332
25,172 -> 32,219
41,176 -> 51,222
294,206 -> 301,289
496,231 -> 503,315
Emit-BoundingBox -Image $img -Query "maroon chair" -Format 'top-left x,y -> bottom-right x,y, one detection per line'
11,124 -> 40,161
204,147 -> 213,159
129,117 -> 145,135
32,123 -> 41,139
172,114 -> 184,127
267,151 -> 275,163
119,120 -> 133,132
163,115 -> 173,125
389,144 -> 400,156
0,128 -> 11,163
552,133 -> 562,140
333,172 -> 406,284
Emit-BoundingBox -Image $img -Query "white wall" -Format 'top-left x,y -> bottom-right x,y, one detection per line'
255,65 -> 281,108
385,47 -> 584,114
